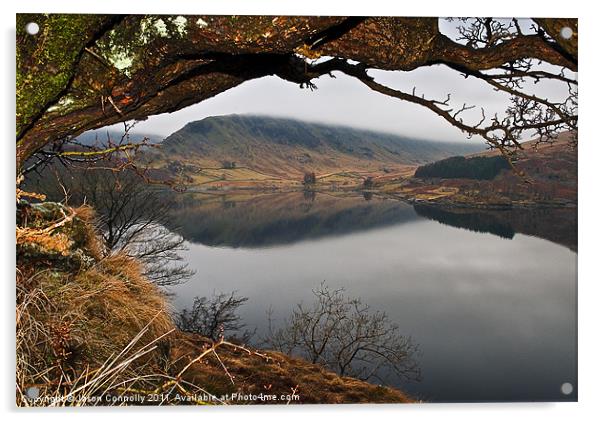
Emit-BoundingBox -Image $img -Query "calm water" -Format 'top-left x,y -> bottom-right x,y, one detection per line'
166,192 -> 577,402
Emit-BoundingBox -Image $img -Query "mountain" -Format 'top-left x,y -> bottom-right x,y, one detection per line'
74,129 -> 165,146
145,115 -> 484,180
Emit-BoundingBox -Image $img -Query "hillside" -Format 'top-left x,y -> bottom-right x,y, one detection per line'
141,115 -> 483,186
74,129 -> 165,146
470,131 -> 576,160
382,131 -> 577,208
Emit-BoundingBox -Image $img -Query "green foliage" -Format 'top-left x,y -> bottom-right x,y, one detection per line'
414,155 -> 511,180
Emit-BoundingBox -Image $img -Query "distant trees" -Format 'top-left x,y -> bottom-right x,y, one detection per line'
265,283 -> 421,383
363,177 -> 374,189
303,172 -> 316,186
221,161 -> 236,169
414,155 -> 510,180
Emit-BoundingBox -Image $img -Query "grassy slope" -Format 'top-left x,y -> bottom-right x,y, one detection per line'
468,131 -> 576,159
383,132 -> 577,206
142,115 -> 483,185
172,332 -> 413,404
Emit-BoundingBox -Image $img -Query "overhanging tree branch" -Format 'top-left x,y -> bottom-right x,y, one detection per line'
16,16 -> 578,173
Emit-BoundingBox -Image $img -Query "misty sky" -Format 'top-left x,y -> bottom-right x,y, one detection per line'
116,18 -> 574,145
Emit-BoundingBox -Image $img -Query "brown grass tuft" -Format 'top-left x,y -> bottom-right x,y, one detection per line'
16,201 -> 175,406
169,333 -> 415,404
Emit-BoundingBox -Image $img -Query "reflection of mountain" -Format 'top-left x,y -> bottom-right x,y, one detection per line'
165,192 -> 420,248
166,191 -> 577,250
414,204 -> 577,251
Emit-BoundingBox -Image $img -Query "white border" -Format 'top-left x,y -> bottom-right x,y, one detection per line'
2,1 -> 600,420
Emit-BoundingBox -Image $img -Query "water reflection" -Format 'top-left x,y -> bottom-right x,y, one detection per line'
167,192 -> 577,402
165,192 -> 419,248
165,191 -> 577,251
414,204 -> 577,251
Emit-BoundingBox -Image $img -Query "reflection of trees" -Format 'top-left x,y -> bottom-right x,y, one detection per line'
165,193 -> 419,248
414,204 -> 577,251
53,169 -> 195,286
303,190 -> 316,202
265,283 -> 421,383
414,204 -> 515,239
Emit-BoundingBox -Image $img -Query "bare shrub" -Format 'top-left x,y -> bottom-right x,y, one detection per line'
175,292 -> 252,343
37,168 -> 195,287
265,282 -> 421,383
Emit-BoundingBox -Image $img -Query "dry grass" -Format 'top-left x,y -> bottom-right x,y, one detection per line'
16,252 -> 175,406
171,333 -> 414,404
16,201 -> 175,406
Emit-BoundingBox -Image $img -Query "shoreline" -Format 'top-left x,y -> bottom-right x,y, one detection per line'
177,183 -> 578,211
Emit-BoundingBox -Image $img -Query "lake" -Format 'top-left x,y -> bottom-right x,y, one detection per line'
165,191 -> 577,402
